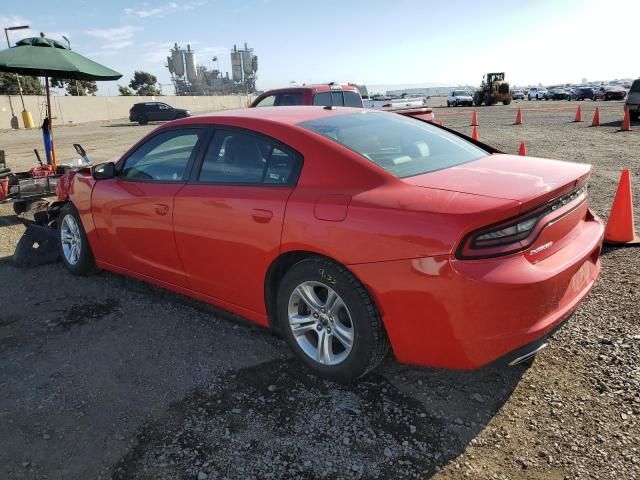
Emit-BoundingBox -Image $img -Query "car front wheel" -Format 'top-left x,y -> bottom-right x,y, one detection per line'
277,258 -> 389,382
137,114 -> 148,125
58,203 -> 98,276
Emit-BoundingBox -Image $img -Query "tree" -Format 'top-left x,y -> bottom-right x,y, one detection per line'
129,71 -> 161,96
0,73 -> 43,95
50,78 -> 98,96
118,85 -> 134,96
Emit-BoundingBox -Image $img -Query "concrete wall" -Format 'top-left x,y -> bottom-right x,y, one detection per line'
0,95 -> 254,130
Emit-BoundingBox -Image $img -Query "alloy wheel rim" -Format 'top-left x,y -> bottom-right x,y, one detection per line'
61,214 -> 81,265
287,281 -> 354,366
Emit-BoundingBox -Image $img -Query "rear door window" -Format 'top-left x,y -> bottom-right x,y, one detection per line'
197,130 -> 301,185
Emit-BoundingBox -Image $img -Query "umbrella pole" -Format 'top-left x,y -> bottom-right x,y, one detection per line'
45,76 -> 57,170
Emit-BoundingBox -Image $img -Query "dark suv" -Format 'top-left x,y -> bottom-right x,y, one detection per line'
129,102 -> 191,125
569,86 -> 594,101
250,84 -> 364,108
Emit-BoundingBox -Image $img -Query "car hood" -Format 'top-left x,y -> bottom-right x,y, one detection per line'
403,154 -> 591,212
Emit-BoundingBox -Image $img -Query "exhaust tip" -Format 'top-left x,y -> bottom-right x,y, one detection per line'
508,342 -> 548,366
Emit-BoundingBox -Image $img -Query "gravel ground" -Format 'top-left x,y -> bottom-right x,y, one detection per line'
0,101 -> 638,479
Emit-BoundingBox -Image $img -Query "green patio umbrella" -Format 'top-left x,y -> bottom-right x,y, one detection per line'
0,34 -> 122,168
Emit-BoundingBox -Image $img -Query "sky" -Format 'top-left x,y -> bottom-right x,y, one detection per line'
1,0 -> 637,95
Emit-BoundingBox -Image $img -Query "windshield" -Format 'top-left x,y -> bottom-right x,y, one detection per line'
298,112 -> 488,178
454,90 -> 469,96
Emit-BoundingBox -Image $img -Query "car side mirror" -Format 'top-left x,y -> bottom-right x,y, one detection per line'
93,162 -> 116,180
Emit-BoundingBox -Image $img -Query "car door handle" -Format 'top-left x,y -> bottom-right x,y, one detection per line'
251,208 -> 273,223
154,204 -> 169,216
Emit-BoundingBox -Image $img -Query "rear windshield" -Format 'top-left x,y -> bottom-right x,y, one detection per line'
631,80 -> 640,93
298,112 -> 487,178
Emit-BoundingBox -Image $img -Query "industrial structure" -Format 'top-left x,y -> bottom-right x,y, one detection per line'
166,42 -> 258,95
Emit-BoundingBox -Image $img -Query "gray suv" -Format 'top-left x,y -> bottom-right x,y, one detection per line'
625,79 -> 640,121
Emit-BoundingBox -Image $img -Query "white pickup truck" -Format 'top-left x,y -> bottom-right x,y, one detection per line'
363,94 -> 426,109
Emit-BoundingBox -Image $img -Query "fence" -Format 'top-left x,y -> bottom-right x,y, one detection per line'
0,94 -> 254,130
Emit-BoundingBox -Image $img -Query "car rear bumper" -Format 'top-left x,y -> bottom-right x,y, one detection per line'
350,210 -> 604,370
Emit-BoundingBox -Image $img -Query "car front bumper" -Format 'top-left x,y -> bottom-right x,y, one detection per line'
350,210 -> 604,370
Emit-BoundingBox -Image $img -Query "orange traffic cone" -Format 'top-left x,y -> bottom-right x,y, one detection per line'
470,110 -> 479,126
0,178 -> 8,201
518,141 -> 527,156
620,108 -> 632,131
573,105 -> 583,122
604,169 -> 640,245
591,107 -> 600,127
515,108 -> 523,125
471,126 -> 479,141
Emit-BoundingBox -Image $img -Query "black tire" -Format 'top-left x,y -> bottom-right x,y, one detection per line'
137,114 -> 148,125
446,101 -> 450,107
631,111 -> 639,122
276,257 -> 389,382
57,202 -> 98,276
13,200 -> 27,216
503,99 -> 511,105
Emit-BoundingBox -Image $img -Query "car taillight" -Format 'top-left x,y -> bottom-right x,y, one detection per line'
456,184 -> 588,259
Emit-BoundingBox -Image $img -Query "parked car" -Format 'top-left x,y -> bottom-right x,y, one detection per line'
129,102 -> 191,125
569,86 -> 594,101
625,78 -> 640,121
447,90 -> 474,107
250,83 -> 364,108
546,86 -> 569,100
593,85 -> 627,101
55,107 -> 604,381
527,87 -> 548,100
512,90 -> 525,100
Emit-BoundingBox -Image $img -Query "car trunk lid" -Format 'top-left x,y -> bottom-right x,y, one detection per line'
404,153 -> 591,212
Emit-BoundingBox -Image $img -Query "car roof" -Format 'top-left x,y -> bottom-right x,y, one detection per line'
178,106 -> 364,127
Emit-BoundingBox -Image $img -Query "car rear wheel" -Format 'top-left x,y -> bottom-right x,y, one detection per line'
137,114 -> 148,125
631,112 -> 639,121
277,257 -> 389,382
58,203 -> 98,276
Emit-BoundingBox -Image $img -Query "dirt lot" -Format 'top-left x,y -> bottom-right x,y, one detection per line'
1,101 -> 638,480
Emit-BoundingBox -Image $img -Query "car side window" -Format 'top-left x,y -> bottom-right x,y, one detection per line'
198,130 -> 300,185
121,129 -> 202,181
312,92 -> 332,106
255,95 -> 276,107
277,93 -> 303,106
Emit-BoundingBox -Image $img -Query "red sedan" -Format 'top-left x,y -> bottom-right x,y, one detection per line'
56,107 -> 604,381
